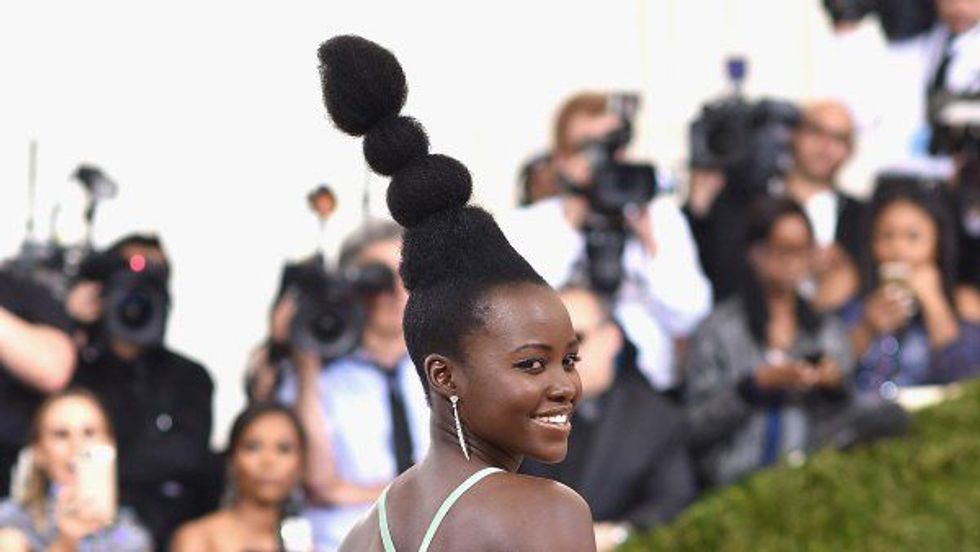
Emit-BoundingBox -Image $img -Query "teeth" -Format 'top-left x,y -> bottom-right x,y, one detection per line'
535,414 -> 568,425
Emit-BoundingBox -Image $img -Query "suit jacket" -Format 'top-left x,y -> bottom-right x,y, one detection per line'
521,367 -> 697,530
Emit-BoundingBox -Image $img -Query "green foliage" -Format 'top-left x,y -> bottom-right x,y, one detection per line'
626,383 -> 980,551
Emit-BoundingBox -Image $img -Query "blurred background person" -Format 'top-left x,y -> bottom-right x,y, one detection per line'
503,91 -> 712,394
520,286 -> 697,552
684,197 -> 853,488
685,99 -> 865,311
171,403 -> 307,552
65,233 -> 217,549
0,267 -> 75,498
0,389 -> 152,551
847,179 -> 980,396
271,220 -> 429,551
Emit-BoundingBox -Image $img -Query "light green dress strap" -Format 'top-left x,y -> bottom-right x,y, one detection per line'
377,485 -> 397,552
419,467 -> 503,552
376,467 -> 503,552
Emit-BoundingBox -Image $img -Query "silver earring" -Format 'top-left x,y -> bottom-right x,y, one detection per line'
450,395 -> 470,461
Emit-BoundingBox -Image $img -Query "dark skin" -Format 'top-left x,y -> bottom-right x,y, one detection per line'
339,283 -> 596,551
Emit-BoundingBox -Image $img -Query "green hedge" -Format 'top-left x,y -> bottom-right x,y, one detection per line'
625,382 -> 980,551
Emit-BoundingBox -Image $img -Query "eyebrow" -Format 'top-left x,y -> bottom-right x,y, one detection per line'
511,343 -> 553,354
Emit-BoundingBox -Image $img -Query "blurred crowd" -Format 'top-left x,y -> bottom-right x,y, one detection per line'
1,1 -> 979,551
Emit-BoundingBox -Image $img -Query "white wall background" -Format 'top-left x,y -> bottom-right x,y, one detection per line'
0,0 -> 891,447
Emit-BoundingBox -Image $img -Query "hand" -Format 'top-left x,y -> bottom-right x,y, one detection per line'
907,264 -> 945,304
593,522 -> 630,552
864,285 -> 915,335
66,281 -> 103,324
245,345 -> 278,402
561,195 -> 590,231
269,291 -> 299,344
810,358 -> 843,390
753,361 -> 812,392
54,486 -> 110,545
554,154 -> 592,189
686,169 -> 726,218
624,204 -> 657,258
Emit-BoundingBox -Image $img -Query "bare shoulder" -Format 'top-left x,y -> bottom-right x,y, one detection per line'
169,512 -> 226,552
471,473 -> 596,552
338,506 -> 383,552
0,528 -> 30,552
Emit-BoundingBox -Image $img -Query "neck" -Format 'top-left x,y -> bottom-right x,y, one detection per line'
230,497 -> 280,535
362,328 -> 406,368
785,171 -> 832,203
424,408 -> 522,476
764,286 -> 797,311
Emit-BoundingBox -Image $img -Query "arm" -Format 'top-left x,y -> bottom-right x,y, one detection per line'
0,306 -> 75,393
291,352 -> 384,506
626,198 -> 712,337
514,484 -> 597,552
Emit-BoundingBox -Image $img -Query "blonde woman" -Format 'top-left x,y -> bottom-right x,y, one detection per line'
0,389 -> 152,551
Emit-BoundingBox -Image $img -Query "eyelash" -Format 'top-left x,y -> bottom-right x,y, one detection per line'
515,354 -> 581,373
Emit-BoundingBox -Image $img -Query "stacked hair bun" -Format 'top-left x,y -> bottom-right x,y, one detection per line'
317,35 -> 546,381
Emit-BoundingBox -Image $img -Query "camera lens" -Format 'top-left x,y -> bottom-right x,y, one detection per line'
118,291 -> 154,330
311,310 -> 346,343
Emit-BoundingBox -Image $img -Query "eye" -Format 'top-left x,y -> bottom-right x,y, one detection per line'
241,440 -> 262,453
562,354 -> 581,371
277,442 -> 296,455
514,358 -> 547,373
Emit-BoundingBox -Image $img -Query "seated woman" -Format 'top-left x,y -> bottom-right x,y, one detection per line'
0,389 -> 152,551
170,403 -> 306,552
684,197 -> 854,488
315,36 -> 596,551
848,181 -> 980,396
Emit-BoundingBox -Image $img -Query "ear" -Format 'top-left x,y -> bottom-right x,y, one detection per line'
424,354 -> 460,401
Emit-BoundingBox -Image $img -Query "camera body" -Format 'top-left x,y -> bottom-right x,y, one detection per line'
822,0 -> 936,42
569,93 -> 659,296
101,259 -> 171,348
690,96 -> 800,202
284,256 -> 395,361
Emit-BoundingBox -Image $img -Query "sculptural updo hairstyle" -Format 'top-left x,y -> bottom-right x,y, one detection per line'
317,35 -> 547,396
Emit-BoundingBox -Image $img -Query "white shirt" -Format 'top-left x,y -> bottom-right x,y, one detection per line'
279,352 -> 431,551
802,189 -> 840,248
500,194 -> 712,390
820,22 -> 980,169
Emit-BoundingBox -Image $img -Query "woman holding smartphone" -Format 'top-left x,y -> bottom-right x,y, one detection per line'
0,389 -> 152,551
849,181 -> 980,396
170,403 -> 308,552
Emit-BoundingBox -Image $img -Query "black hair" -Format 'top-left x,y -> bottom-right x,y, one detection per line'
227,402 -> 307,457
316,35 -> 547,395
740,196 -> 821,346
865,177 -> 959,304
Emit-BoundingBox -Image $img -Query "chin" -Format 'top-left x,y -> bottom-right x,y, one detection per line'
528,444 -> 569,465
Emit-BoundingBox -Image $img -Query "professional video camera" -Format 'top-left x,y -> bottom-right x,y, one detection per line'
78,248 -> 171,347
560,93 -> 659,295
282,255 -> 395,361
689,58 -> 801,202
822,0 -> 936,42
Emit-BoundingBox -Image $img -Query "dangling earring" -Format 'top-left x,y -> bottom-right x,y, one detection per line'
450,395 -> 470,461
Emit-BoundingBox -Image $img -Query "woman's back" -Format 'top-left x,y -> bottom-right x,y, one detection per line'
340,466 -> 595,552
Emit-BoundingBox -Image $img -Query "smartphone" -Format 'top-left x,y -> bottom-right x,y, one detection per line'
879,262 -> 911,286
74,443 -> 117,524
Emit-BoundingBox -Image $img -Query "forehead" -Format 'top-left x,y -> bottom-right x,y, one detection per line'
802,103 -> 853,132
466,283 -> 574,354
877,201 -> 934,229
357,238 -> 401,265
770,215 -> 812,243
42,397 -> 103,427
241,412 -> 298,440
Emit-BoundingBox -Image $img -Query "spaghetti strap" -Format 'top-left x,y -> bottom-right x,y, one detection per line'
377,486 -> 397,552
375,467 -> 503,552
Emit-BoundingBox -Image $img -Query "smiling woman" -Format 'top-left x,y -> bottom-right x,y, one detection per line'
315,35 -> 596,552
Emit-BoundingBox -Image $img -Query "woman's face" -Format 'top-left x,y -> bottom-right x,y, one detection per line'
456,283 -> 582,464
753,214 -> 814,292
231,412 -> 303,506
873,200 -> 938,268
33,396 -> 112,487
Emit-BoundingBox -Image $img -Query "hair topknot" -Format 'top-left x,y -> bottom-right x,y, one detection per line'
363,116 -> 429,176
317,35 -> 407,136
386,154 -> 472,228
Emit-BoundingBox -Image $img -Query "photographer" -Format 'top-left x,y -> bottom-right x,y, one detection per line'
65,234 -> 217,550
274,220 -> 430,552
822,0 -> 979,162
686,100 -> 865,311
502,92 -> 712,392
0,269 -> 75,498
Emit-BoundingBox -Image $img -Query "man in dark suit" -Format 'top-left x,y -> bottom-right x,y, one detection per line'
521,287 -> 697,551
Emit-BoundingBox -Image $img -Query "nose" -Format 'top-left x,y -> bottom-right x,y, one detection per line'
546,366 -> 580,404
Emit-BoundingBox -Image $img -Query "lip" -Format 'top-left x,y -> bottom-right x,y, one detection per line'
529,406 -> 574,434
